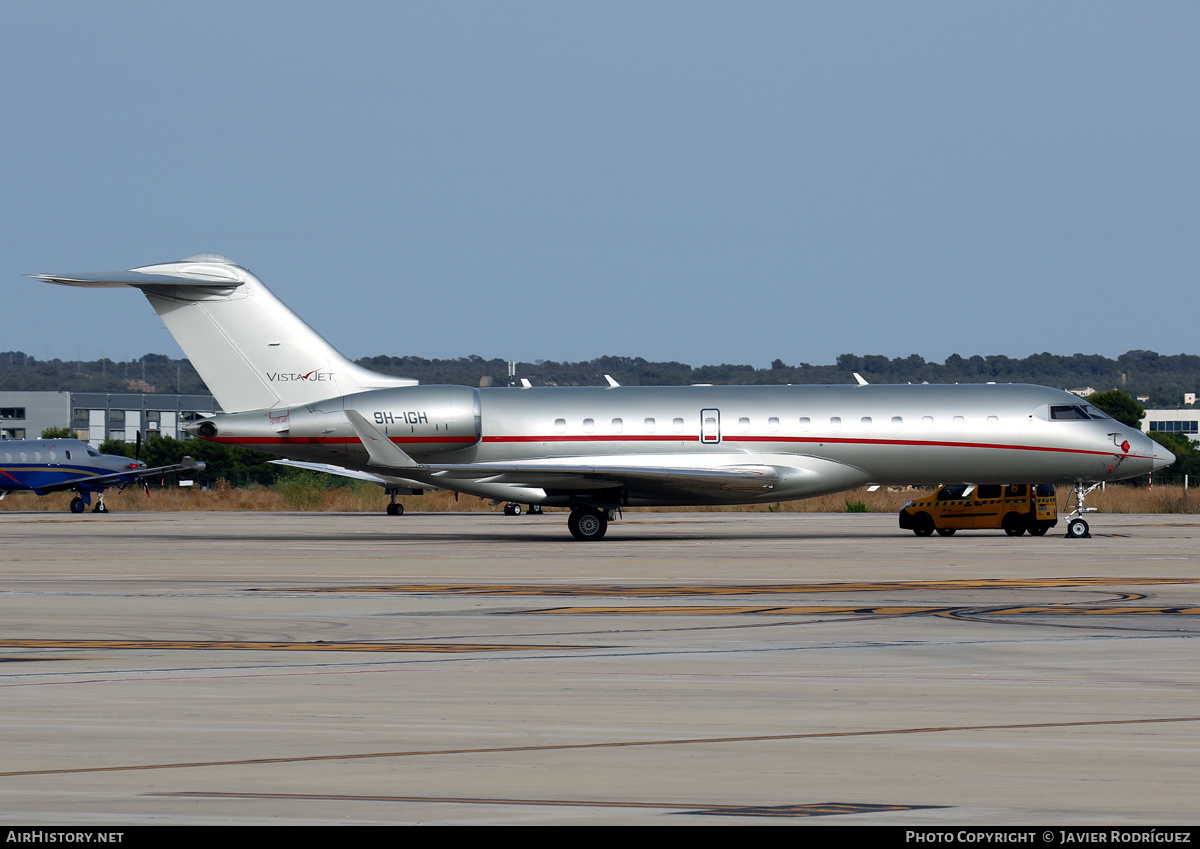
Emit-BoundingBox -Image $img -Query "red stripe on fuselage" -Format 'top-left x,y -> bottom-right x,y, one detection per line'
207,433 -> 1148,460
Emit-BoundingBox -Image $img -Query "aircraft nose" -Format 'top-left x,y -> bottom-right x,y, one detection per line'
1151,439 -> 1176,472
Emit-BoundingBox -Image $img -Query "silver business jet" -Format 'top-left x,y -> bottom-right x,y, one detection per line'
34,255 -> 1174,539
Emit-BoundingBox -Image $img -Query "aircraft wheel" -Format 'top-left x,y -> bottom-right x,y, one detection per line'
935,528 -> 956,536
92,504 -> 108,514
1066,518 -> 1090,538
911,513 -> 934,537
503,503 -> 522,516
386,503 -> 404,516
568,507 -> 607,541
1002,513 -> 1026,536
69,498 -> 85,514
528,504 -> 543,515
1028,526 -> 1048,537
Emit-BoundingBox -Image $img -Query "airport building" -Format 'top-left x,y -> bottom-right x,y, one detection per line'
0,390 -> 220,446
1143,409 -> 1200,445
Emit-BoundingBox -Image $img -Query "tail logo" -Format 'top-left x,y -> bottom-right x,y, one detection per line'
265,370 -> 335,383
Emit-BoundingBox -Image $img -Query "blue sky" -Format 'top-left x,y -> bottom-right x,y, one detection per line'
2,2 -> 1196,370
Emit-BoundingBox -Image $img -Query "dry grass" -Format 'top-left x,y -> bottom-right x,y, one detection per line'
2,481 -> 1196,514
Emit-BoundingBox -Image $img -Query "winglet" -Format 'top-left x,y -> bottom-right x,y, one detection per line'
344,410 -> 418,469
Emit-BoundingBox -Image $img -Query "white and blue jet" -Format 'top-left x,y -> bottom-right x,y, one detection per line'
34,255 -> 1174,538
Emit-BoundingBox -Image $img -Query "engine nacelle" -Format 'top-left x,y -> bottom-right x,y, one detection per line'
187,385 -> 481,461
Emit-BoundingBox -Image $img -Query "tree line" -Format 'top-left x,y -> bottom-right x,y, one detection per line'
4,348 -> 1198,407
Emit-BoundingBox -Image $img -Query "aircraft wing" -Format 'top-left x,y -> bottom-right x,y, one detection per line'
395,462 -> 780,494
31,458 -> 207,495
268,459 -> 430,491
337,411 -> 784,497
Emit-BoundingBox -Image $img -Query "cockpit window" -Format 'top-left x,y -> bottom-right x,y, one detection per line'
1050,405 -> 1094,420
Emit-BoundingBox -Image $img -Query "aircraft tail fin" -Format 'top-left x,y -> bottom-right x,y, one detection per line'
34,254 -> 416,413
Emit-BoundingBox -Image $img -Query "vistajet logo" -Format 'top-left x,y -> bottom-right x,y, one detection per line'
265,370 -> 335,383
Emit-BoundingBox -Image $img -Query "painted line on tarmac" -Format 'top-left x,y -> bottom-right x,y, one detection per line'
150,792 -> 942,818
0,639 -> 580,653
524,605 -> 1200,616
252,576 -> 1200,597
2,715 -> 1197,779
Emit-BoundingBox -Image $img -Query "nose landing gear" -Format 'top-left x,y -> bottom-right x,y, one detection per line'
1064,482 -> 1098,539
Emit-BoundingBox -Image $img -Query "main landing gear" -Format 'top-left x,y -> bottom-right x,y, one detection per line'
567,506 -> 611,541
1064,482 -> 1099,539
70,493 -> 108,514
502,502 -> 543,516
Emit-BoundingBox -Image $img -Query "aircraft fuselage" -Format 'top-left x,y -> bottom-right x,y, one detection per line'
195,382 -> 1167,507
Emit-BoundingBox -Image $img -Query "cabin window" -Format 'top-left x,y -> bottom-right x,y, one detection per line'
554,418 -> 566,434
738,417 -> 750,432
987,415 -> 999,429
4,452 -> 11,461
952,416 -> 965,431
65,451 -> 72,460
644,418 -> 655,432
922,416 -> 934,431
830,417 -> 842,432
48,451 -> 56,462
891,416 -> 903,430
799,417 -> 811,431
20,452 -> 27,462
34,451 -> 42,462
768,416 -> 779,432
860,416 -> 872,432
582,418 -> 594,433
672,417 -> 684,433
611,418 -> 623,433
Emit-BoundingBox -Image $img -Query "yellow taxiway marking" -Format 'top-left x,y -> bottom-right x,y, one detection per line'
151,792 -> 938,817
2,715 -> 1197,779
256,577 -> 1200,597
0,639 -> 576,653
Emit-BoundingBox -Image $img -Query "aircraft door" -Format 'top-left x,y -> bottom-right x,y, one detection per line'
700,409 -> 721,444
